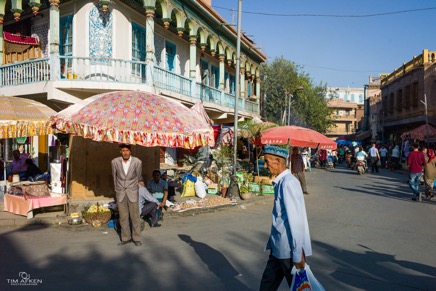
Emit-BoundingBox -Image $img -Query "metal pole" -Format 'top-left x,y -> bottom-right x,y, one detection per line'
287,94 -> 292,126
233,0 -> 242,175
425,94 -> 429,148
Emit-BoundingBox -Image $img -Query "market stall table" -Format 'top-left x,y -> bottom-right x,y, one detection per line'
4,193 -> 67,219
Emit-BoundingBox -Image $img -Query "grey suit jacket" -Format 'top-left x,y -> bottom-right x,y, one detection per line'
111,156 -> 143,203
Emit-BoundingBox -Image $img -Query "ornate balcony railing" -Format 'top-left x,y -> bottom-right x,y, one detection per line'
0,56 -> 259,114
154,66 -> 192,96
0,58 -> 50,86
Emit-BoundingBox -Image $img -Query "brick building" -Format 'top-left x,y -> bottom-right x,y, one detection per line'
381,49 -> 436,142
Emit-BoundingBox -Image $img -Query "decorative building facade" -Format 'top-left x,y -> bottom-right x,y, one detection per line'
0,0 -> 265,122
0,0 -> 267,200
381,49 -> 436,142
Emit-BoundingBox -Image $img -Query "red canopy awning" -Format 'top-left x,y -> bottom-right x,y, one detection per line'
401,124 -> 436,140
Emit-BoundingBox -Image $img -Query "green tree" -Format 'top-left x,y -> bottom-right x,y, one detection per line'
261,57 -> 334,133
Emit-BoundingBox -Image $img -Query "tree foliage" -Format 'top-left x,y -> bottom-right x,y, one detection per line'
261,57 -> 334,133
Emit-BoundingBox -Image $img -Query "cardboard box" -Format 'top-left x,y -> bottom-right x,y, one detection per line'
254,176 -> 271,184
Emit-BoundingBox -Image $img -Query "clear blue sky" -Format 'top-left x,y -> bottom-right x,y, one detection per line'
212,0 -> 436,88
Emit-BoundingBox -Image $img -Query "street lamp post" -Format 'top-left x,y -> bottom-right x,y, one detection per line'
287,86 -> 303,126
233,0 -> 242,175
420,94 -> 429,148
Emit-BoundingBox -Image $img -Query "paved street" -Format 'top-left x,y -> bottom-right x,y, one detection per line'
0,164 -> 435,291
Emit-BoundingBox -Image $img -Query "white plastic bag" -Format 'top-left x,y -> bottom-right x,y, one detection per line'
194,177 -> 207,198
290,264 -> 325,291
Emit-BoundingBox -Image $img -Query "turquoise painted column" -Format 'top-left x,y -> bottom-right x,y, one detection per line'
219,54 -> 225,90
49,0 -> 60,81
240,67 -> 245,111
189,36 -> 197,98
0,22 -> 3,66
145,6 -> 155,86
256,76 -> 261,114
0,0 -> 5,65
189,36 -> 197,78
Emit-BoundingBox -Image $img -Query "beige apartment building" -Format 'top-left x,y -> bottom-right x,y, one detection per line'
326,98 -> 364,140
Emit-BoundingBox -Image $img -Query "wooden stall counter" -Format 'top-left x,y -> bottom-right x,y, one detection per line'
4,193 -> 67,219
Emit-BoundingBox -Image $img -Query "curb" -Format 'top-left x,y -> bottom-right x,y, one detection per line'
0,194 -> 274,228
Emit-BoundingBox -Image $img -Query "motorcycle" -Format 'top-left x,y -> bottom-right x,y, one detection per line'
326,156 -> 335,171
356,160 -> 367,175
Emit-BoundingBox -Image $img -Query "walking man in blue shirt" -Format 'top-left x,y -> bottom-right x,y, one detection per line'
260,145 -> 312,290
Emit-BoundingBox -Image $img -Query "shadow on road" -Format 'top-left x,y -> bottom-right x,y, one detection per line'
312,240 -> 436,290
178,234 -> 249,290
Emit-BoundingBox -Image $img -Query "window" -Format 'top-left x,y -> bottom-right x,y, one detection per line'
166,41 -> 176,72
396,89 -> 403,112
247,79 -> 252,97
200,60 -> 209,85
132,23 -> 146,77
359,94 -> 364,103
351,94 -> 355,102
412,82 -> 419,107
211,65 -> 219,88
229,74 -> 235,94
345,109 -> 350,116
60,15 -> 73,75
404,85 -> 411,109
60,15 -> 73,57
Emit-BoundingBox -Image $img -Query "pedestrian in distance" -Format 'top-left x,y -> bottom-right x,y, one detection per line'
290,147 -> 309,194
379,145 -> 388,169
369,142 -> 381,173
259,145 -> 312,291
424,148 -> 435,200
111,144 -> 144,247
407,143 -> 427,202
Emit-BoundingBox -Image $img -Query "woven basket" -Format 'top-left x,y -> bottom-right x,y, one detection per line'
82,210 -> 111,227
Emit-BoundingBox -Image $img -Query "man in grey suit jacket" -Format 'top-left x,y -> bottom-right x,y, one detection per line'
112,144 -> 143,247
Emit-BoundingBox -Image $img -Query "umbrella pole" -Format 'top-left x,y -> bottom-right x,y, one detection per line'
3,141 -> 7,194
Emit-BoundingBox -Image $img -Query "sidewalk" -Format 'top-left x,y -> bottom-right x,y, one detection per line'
0,193 -> 274,228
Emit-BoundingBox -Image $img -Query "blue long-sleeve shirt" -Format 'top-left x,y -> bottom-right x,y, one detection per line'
265,170 -> 312,262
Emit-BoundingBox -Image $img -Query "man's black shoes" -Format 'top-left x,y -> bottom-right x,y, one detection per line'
118,240 -> 131,246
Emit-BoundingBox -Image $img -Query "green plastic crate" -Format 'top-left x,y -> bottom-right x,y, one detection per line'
261,184 -> 274,194
248,183 -> 260,193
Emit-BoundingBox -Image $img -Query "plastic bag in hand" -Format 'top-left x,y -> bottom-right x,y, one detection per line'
290,264 -> 325,291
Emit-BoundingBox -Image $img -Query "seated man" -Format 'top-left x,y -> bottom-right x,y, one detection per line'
146,169 -> 169,209
138,185 -> 161,228
23,159 -> 50,181
10,150 -> 28,180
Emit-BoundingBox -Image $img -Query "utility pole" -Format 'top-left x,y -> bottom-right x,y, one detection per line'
232,0 -> 242,175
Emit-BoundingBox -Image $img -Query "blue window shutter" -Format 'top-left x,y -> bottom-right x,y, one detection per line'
166,41 -> 176,72
132,22 -> 146,62
60,15 -> 73,56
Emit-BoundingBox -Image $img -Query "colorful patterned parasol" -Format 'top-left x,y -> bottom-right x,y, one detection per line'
260,125 -> 337,150
0,96 -> 56,139
51,91 -> 215,149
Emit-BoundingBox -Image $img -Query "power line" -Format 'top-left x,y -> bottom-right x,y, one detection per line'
301,64 -> 384,73
213,5 -> 436,18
